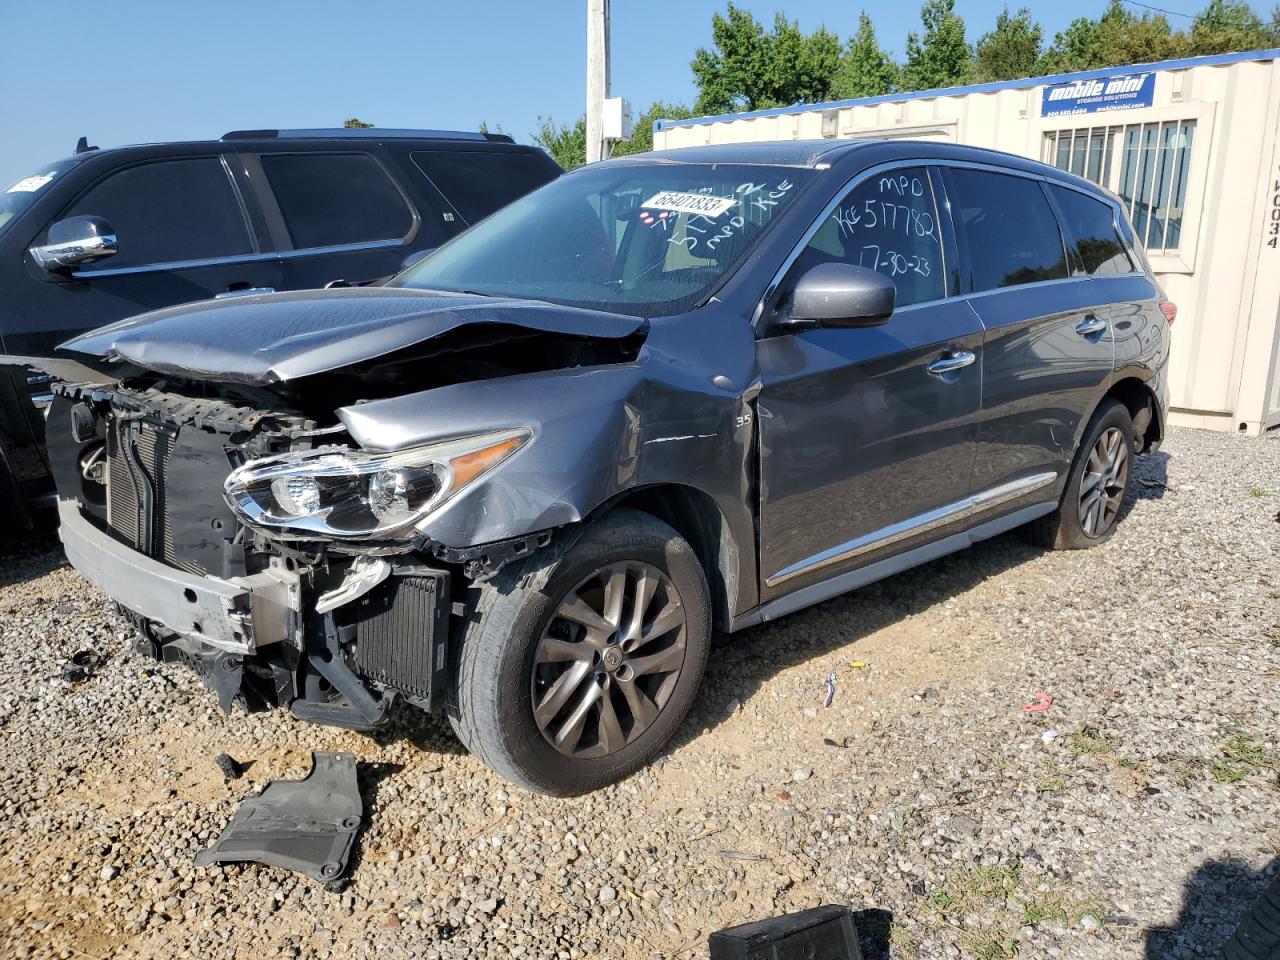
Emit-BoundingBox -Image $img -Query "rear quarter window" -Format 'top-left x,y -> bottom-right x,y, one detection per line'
260,153 -> 414,249
411,150 -> 557,224
1049,184 -> 1135,276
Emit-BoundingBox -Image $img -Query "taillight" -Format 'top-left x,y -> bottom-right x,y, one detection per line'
1159,301 -> 1177,326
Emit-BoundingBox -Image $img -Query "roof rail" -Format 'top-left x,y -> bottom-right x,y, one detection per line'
220,128 -> 515,144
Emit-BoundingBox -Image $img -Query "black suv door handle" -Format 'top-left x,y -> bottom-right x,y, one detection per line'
1075,315 -> 1107,336
926,350 -> 976,380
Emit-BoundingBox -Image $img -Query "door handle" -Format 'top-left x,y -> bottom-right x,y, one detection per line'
1075,315 -> 1107,336
926,350 -> 976,380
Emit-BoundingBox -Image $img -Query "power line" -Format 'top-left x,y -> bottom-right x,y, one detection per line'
1121,0 -> 1204,21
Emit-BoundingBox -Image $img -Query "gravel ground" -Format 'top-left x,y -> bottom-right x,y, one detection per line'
0,425 -> 1277,960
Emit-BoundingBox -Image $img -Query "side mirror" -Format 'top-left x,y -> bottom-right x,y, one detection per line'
400,248 -> 434,272
29,216 -> 118,272
778,261 -> 895,330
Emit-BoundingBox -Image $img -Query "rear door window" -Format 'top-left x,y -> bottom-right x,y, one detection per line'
411,150 -> 557,224
947,169 -> 1068,292
62,158 -> 253,268
1049,184 -> 1134,276
260,153 -> 414,249
790,166 -> 945,308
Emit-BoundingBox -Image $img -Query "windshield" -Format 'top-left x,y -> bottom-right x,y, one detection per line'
391,162 -> 813,317
0,160 -> 77,240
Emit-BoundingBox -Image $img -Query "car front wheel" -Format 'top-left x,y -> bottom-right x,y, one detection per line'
449,509 -> 711,795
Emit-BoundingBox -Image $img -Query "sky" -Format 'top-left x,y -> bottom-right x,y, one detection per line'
0,0 -> 1187,187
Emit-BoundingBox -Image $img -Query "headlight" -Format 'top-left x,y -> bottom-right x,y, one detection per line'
223,428 -> 530,539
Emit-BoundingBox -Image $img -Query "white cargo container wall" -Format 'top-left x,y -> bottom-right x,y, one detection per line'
654,50 -> 1280,434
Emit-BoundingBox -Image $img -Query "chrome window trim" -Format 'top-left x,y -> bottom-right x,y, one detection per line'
765,470 -> 1058,588
754,156 -> 1104,332
73,237 -> 407,279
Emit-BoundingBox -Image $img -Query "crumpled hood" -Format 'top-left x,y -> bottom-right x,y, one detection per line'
59,287 -> 646,385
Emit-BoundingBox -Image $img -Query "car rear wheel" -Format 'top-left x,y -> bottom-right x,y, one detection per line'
449,509 -> 711,795
1022,398 -> 1136,550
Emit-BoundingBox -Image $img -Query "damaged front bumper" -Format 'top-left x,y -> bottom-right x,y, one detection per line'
59,500 -> 301,655
59,494 -> 454,730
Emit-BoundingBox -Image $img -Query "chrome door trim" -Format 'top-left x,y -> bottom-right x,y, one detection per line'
72,238 -> 408,279
1075,316 -> 1107,336
764,470 -> 1058,588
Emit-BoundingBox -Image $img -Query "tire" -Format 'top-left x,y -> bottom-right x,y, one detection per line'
449,508 -> 712,796
1022,398 -> 1136,550
1221,871 -> 1280,960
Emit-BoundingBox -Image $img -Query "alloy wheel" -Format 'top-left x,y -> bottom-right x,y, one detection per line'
531,562 -> 687,759
1078,425 -> 1128,537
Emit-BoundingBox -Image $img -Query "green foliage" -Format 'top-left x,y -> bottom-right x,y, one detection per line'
833,12 -> 899,98
343,118 -> 374,129
901,0 -> 973,91
975,7 -> 1044,82
533,116 -> 586,171
691,3 -> 843,113
612,102 -> 697,157
1189,0 -> 1278,53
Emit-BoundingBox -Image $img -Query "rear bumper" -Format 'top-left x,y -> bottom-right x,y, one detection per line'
58,499 -> 301,655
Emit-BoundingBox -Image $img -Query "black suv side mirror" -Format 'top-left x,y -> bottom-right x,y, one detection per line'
29,216 -> 119,273
777,261 -> 895,330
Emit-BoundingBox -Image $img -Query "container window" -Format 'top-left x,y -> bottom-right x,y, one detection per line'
1043,120 -> 1196,255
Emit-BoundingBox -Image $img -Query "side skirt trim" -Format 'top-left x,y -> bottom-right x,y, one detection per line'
731,500 -> 1056,631
764,471 -> 1057,588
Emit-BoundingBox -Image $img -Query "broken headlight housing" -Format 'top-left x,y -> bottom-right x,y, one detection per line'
223,429 -> 530,539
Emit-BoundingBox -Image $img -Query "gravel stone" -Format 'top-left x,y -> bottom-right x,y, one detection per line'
1,426 -> 1276,959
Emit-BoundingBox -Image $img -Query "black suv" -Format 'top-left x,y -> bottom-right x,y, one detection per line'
0,129 -> 561,525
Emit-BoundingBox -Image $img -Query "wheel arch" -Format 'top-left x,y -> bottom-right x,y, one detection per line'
587,483 -> 747,633
1102,375 -> 1163,453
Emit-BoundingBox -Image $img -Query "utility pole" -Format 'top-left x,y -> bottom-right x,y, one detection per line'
585,0 -> 610,164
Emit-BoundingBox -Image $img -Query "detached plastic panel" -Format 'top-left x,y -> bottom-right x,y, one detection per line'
709,905 -> 863,960
194,751 -> 362,883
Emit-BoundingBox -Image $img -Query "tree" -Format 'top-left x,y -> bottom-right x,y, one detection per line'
900,0 -> 972,91
1188,0 -> 1275,52
1039,0 -> 1184,73
343,118 -> 374,128
533,116 -> 586,171
691,4 -> 842,113
974,7 -> 1043,82
612,102 -> 697,157
832,12 -> 899,98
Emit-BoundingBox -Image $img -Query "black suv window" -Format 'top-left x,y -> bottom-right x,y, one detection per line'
1049,184 -> 1134,276
63,158 -> 252,268
411,150 -> 556,224
792,167 -> 945,308
949,169 -> 1068,292
260,153 -> 413,249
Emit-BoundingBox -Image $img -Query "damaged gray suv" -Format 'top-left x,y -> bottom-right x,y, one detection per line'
46,140 -> 1170,795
